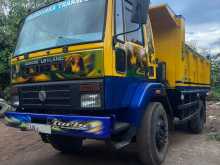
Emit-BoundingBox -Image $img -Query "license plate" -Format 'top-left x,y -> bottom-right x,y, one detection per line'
27,123 -> 51,134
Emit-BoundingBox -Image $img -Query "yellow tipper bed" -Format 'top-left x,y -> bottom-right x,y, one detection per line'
149,4 -> 211,88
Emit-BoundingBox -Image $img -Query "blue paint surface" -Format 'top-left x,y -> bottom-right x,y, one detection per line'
104,77 -> 146,110
104,77 -> 166,126
176,86 -> 210,92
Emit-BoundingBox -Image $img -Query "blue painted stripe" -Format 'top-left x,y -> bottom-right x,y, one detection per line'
5,112 -> 112,139
176,86 -> 210,93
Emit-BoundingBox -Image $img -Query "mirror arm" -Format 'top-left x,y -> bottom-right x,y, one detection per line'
113,24 -> 142,47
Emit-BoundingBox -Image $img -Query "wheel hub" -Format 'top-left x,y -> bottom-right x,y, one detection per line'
155,116 -> 168,152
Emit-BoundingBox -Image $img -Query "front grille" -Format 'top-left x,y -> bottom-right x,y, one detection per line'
20,84 -> 76,110
17,80 -> 104,114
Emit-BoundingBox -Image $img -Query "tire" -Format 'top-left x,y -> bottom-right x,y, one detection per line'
137,102 -> 169,165
188,100 -> 205,134
49,135 -> 83,154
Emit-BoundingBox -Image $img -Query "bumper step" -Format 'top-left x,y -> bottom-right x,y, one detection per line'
113,122 -> 130,134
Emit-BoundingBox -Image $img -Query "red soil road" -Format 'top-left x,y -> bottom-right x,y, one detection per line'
0,102 -> 220,165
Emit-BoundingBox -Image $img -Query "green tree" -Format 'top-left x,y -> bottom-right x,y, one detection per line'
0,0 -> 55,88
211,54 -> 220,86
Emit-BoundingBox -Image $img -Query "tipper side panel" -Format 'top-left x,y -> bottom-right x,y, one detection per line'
150,5 -> 184,88
182,45 -> 211,87
150,5 -> 211,89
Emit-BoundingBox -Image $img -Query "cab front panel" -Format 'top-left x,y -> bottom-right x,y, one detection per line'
11,48 -> 104,84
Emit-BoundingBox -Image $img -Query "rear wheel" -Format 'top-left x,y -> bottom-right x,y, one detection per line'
188,100 -> 205,134
49,135 -> 83,153
137,102 -> 169,165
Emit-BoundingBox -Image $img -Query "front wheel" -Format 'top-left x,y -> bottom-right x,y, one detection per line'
49,135 -> 83,154
137,102 -> 169,165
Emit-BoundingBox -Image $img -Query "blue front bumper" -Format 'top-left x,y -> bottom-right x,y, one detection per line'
4,112 -> 112,139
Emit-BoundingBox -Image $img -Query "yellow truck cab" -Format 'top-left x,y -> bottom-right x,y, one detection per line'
5,0 -> 211,165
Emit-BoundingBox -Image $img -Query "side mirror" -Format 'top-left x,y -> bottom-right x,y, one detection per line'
131,0 -> 150,24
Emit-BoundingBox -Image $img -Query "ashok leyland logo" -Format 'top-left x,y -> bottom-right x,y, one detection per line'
39,90 -> 47,102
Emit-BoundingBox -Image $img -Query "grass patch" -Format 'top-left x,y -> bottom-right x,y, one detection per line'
207,132 -> 220,142
213,87 -> 220,98
208,87 -> 220,101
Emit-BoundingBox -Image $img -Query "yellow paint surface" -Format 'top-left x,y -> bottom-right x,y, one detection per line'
150,5 -> 211,88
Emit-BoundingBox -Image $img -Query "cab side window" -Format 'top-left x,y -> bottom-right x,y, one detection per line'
124,0 -> 144,45
115,0 -> 125,41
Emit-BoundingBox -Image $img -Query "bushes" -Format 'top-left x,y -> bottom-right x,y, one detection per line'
3,86 -> 11,102
207,132 -> 220,142
213,87 -> 220,99
208,87 -> 220,101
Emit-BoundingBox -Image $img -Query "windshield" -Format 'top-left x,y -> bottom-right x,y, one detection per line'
15,0 -> 106,56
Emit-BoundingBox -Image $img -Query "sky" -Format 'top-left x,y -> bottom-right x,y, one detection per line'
151,0 -> 220,56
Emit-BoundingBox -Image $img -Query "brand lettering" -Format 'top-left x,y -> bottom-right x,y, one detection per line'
24,56 -> 64,66
27,0 -> 89,21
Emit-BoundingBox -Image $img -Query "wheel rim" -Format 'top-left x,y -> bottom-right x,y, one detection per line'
155,114 -> 168,152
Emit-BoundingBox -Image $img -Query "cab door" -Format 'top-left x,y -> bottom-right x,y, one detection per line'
114,0 -> 148,78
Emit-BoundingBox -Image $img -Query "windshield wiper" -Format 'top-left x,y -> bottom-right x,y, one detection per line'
55,35 -> 84,46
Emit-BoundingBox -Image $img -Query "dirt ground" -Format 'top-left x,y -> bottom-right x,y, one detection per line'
0,102 -> 220,165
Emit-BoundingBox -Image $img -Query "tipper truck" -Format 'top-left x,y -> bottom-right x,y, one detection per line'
5,0 -> 211,164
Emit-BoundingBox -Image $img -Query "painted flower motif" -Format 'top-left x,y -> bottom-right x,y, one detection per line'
65,54 -> 84,73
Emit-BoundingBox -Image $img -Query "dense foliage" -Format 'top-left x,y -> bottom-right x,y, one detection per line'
211,54 -> 220,99
0,0 -> 55,88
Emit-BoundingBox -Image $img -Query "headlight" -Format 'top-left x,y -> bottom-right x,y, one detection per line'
81,94 -> 101,108
11,87 -> 19,107
11,95 -> 19,107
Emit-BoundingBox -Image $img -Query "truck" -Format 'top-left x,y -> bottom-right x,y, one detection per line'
5,0 -> 211,165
